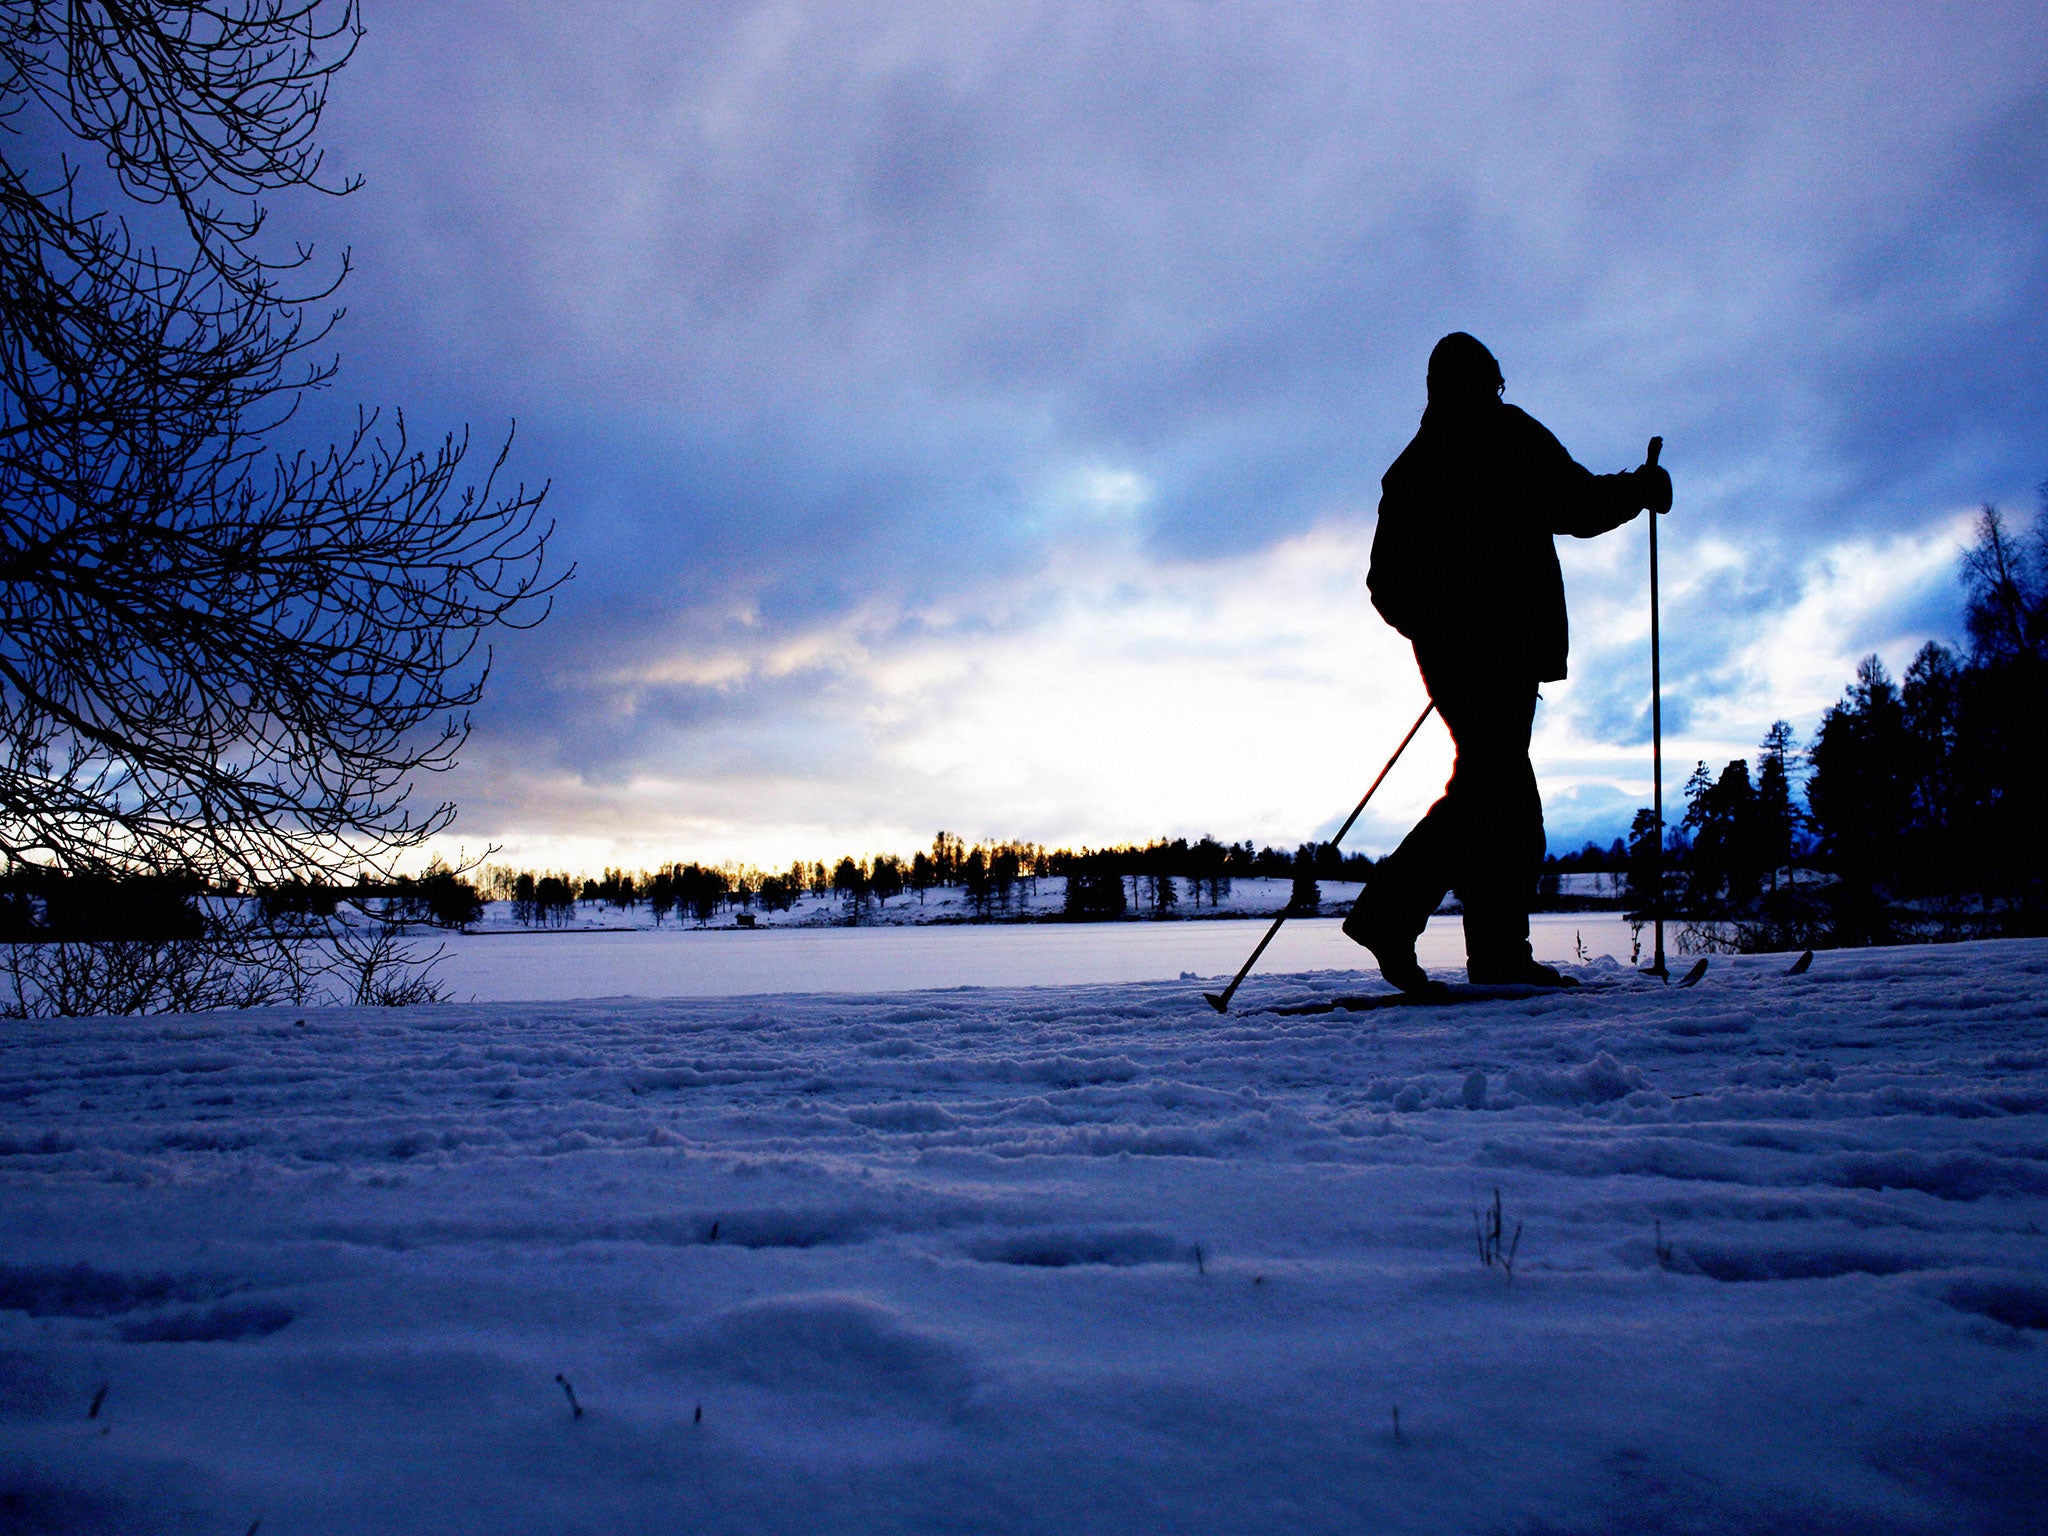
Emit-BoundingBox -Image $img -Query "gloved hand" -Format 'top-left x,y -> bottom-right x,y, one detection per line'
1635,463 -> 1673,514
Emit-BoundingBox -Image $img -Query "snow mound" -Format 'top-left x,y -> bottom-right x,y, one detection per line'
1503,1050 -> 1644,1104
1942,1273 -> 2048,1331
1672,1243 -> 1929,1283
675,1293 -> 976,1406
1833,1149 -> 2048,1202
966,1226 -> 1179,1268
704,1208 -> 875,1248
847,1101 -> 957,1131
118,1301 -> 293,1343
0,1262 -> 230,1319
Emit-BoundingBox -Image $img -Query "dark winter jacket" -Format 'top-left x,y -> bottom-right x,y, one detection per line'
1368,401 -> 1645,682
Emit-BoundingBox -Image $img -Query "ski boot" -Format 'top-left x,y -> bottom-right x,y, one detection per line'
1342,906 -> 1438,995
1466,956 -> 1579,988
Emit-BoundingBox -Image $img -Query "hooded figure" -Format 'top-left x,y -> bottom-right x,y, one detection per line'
1345,333 -> 1669,990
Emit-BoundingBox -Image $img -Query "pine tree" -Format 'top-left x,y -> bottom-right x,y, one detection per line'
1755,721 -> 1799,889
962,848 -> 991,916
1061,857 -> 1127,920
1901,642 -> 1963,890
1624,807 -> 1664,914
1808,656 -> 1914,891
990,848 -> 1020,911
1149,871 -> 1178,915
1287,845 -> 1322,915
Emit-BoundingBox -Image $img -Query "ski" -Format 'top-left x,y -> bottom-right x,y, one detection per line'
1235,948 -> 1817,1016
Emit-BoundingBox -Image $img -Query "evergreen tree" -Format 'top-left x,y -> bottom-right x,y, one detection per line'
1955,503 -> 2047,901
1189,836 -> 1226,908
931,832 -> 965,887
1681,760 -> 1763,909
1287,845 -> 1322,915
1061,856 -> 1127,920
962,847 -> 991,916
989,848 -> 1020,911
1900,642 -> 1963,889
1623,806 -> 1665,913
1755,721 -> 1799,888
1808,655 -> 1914,892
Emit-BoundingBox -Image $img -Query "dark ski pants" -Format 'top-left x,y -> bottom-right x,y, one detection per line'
1350,651 -> 1544,967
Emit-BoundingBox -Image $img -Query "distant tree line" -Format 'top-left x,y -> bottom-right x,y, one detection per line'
465,834 -> 1379,927
1635,500 -> 2048,952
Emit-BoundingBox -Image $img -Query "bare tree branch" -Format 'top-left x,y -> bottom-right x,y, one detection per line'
0,2 -> 566,924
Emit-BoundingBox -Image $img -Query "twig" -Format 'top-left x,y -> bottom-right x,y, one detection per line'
1474,1188 -> 1523,1281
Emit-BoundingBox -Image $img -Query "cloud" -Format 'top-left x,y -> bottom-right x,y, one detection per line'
439,507 -> 1980,871
265,1 -> 2048,866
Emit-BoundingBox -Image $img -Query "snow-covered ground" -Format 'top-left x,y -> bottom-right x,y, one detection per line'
4,940 -> 2046,1533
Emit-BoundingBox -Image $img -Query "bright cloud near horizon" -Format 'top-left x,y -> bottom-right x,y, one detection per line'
277,2 -> 2047,873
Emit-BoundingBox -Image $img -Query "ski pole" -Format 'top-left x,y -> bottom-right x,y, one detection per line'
1643,435 -> 1668,980
1203,700 -> 1436,1014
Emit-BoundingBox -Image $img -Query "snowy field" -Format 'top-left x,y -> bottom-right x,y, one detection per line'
4,940 -> 2047,1533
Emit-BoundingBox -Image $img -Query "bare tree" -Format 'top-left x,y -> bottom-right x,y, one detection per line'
0,3 -> 564,1010
0,1 -> 563,892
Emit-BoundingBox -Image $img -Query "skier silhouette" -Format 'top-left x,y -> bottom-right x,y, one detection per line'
1345,332 -> 1670,991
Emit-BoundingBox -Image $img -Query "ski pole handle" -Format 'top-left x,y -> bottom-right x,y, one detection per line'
1646,436 -> 1661,469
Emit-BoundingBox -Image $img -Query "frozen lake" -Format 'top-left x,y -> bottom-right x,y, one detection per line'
428,910 -> 1643,1001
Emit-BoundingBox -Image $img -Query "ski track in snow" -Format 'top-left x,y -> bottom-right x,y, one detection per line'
3,939 -> 2047,1533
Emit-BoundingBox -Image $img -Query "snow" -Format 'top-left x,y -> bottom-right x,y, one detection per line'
1553,871 -> 1624,899
4,938 -> 2047,1533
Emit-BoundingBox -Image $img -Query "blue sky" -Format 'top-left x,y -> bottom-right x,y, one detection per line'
275,1 -> 2047,871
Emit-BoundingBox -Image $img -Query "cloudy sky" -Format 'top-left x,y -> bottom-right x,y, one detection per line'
278,1 -> 2047,872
